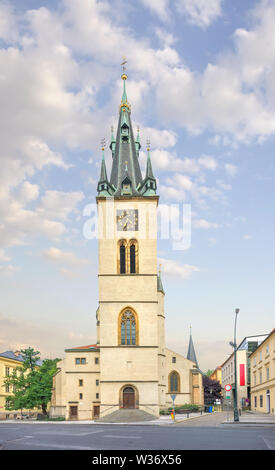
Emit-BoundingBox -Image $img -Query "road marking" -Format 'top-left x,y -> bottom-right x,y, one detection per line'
35,430 -> 104,436
260,435 -> 275,450
104,435 -> 141,439
22,442 -> 99,450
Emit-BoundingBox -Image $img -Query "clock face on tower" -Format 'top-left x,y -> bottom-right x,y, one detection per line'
116,209 -> 138,231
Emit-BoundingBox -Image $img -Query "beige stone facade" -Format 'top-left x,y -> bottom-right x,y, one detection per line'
50,196 -> 204,420
50,77 -> 204,420
250,329 -> 275,415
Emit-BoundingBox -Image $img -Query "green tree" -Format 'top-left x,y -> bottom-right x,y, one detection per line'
205,369 -> 214,377
4,348 -> 59,416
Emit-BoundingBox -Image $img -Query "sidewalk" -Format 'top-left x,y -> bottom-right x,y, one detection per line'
0,412 -> 207,426
222,411 -> 275,425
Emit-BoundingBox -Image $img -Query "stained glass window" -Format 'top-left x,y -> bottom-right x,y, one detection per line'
120,310 -> 136,345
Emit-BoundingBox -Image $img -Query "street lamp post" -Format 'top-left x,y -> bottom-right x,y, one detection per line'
233,308 -> 240,422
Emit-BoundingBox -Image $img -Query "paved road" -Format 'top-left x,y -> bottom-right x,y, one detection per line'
0,414 -> 275,450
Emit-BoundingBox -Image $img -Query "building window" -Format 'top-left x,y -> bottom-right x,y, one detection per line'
266,344 -> 269,354
254,396 -> 257,407
254,374 -> 256,386
119,308 -> 138,345
119,242 -> 126,274
172,357 -> 176,363
79,379 -> 83,386
259,372 -> 262,384
96,380 -> 99,386
79,393 -> 83,400
75,358 -> 86,365
266,368 -> 270,381
5,384 -> 10,393
130,243 -> 136,273
169,371 -> 180,393
118,239 -> 138,274
95,357 -> 99,364
259,351 -> 262,361
96,393 -> 99,399
260,395 -> 263,407
5,367 -> 10,377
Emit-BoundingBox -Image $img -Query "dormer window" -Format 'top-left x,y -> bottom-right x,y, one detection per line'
121,176 -> 132,195
121,124 -> 129,143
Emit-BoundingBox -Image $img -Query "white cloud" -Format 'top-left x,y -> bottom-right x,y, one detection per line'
18,182 -> 40,204
193,219 -> 220,229
158,257 -> 200,279
243,234 -> 253,240
0,263 -> 20,275
176,0 -> 222,29
42,246 -> 89,267
224,163 -> 238,177
37,190 -> 84,221
141,0 -> 170,21
42,246 -> 89,278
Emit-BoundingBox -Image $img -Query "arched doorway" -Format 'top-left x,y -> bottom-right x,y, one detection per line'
123,386 -> 135,409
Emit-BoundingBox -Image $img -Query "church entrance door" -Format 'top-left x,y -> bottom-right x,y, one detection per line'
123,387 -> 135,409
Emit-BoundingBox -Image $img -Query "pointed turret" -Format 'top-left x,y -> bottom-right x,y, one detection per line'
157,268 -> 165,295
187,326 -> 199,368
139,141 -> 157,196
109,126 -> 116,158
97,144 -> 114,196
135,126 -> 141,156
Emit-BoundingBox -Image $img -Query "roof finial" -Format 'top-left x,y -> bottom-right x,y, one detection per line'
146,138 -> 150,152
101,137 -> 106,152
121,56 -> 128,81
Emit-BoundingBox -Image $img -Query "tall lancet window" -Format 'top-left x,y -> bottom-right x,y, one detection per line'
130,243 -> 136,273
129,239 -> 138,274
119,242 -> 126,274
119,309 -> 138,345
169,371 -> 180,393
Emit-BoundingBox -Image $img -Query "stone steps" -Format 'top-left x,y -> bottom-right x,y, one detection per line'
98,408 -> 157,423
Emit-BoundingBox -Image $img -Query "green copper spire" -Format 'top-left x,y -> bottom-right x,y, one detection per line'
121,74 -> 128,104
135,126 -> 141,155
139,140 -> 157,196
109,125 -> 116,157
97,141 -> 114,196
97,69 -> 157,198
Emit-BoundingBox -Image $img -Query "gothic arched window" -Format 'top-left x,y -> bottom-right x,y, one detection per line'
169,371 -> 180,393
119,309 -> 138,345
130,243 -> 136,273
119,241 -> 126,274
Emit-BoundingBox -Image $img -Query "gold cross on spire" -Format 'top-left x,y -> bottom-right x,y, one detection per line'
101,138 -> 106,151
121,57 -> 128,81
121,56 -> 127,71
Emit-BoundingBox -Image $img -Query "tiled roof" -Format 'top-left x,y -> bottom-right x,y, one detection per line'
0,351 -> 24,362
0,351 -> 43,365
65,344 -> 100,352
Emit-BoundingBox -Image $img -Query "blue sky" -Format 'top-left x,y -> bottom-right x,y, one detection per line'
0,0 -> 274,371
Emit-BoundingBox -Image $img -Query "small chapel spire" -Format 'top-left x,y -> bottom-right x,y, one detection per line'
97,139 -> 113,196
187,326 -> 199,368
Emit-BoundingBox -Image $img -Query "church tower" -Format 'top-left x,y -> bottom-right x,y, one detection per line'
96,71 -> 165,418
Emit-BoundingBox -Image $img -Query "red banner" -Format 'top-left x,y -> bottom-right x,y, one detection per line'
240,364 -> 245,386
